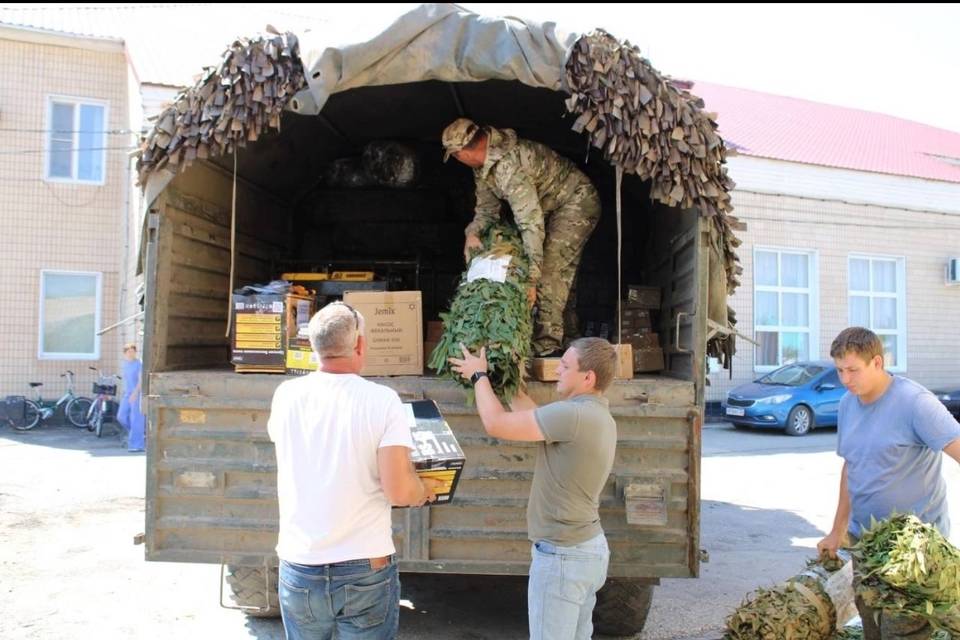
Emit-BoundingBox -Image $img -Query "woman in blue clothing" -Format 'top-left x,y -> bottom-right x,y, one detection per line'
118,343 -> 145,452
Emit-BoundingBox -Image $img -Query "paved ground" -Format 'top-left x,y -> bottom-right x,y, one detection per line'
2,420 -> 958,639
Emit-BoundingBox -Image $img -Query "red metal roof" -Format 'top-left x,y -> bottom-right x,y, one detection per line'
691,81 -> 960,184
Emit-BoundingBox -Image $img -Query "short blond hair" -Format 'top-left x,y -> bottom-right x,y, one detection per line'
569,337 -> 618,392
123,343 -> 137,352
308,302 -> 365,358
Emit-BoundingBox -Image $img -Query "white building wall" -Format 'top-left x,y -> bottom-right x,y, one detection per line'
709,157 -> 960,403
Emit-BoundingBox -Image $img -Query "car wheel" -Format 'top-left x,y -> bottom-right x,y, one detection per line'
785,405 -> 813,436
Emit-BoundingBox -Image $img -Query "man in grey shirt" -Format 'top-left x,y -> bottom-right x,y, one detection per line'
818,327 -> 960,639
449,337 -> 617,640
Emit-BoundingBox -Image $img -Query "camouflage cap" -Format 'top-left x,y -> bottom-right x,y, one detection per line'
441,117 -> 480,162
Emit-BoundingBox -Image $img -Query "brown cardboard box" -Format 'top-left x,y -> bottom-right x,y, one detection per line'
633,347 -> 665,373
530,357 -> 560,382
621,307 -> 653,327
623,333 -> 660,351
426,320 -> 445,342
232,293 -> 314,373
343,290 -> 423,376
405,400 -> 464,505
615,343 -> 633,379
532,344 -> 633,381
625,285 -> 661,309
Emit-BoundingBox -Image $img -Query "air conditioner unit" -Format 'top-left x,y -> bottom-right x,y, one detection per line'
947,258 -> 960,285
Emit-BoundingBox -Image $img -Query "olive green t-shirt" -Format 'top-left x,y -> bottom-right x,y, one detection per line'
528,394 -> 617,545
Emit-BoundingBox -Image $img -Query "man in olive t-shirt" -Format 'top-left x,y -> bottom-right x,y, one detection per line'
449,337 -> 618,640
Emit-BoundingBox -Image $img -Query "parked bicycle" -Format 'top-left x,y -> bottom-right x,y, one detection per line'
87,367 -> 121,438
17,370 -> 93,431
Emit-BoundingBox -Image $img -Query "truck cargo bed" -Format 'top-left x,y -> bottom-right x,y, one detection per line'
146,370 -> 700,578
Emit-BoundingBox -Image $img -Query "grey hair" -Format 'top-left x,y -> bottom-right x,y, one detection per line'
307,303 -> 364,358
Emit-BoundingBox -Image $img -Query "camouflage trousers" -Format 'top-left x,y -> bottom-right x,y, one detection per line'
532,177 -> 601,356
849,535 -> 934,640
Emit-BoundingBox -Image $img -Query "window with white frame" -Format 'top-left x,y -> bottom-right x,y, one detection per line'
39,271 -> 102,360
46,97 -> 107,183
754,248 -> 818,370
848,255 -> 906,370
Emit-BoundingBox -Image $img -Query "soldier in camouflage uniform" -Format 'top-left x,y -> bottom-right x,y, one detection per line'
442,118 -> 601,356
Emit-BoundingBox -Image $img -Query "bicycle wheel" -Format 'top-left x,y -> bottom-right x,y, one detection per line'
93,403 -> 104,438
86,400 -> 97,431
18,400 -> 41,431
66,396 -> 93,428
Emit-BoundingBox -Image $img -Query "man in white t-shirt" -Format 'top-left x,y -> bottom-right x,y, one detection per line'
267,302 -> 439,640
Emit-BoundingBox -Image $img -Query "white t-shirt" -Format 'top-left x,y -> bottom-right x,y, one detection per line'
267,371 -> 414,565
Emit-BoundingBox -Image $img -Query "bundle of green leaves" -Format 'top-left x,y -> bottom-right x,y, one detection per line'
428,223 -> 532,404
724,575 -> 835,640
833,627 -> 950,640
854,514 -> 960,634
724,555 -> 856,640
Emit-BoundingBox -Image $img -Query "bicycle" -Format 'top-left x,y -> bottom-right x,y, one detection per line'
17,370 -> 94,431
87,367 -> 121,438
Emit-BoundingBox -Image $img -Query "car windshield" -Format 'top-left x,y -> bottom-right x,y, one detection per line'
757,364 -> 824,387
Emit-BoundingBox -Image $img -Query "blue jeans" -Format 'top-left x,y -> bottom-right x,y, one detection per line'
278,557 -> 399,640
528,533 -> 610,640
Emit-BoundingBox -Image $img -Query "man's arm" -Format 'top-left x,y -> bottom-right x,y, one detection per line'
448,345 -> 544,442
464,179 -> 502,240
944,437 -> 960,463
378,446 -> 439,507
509,389 -> 538,412
817,462 -> 851,559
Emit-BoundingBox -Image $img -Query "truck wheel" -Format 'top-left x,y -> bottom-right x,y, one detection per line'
592,579 -> 654,636
225,565 -> 281,618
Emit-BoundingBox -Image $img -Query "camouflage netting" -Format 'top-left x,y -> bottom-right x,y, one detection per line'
725,556 -> 853,640
136,30 -> 305,184
564,30 -> 743,363
854,514 -> 960,635
428,224 -> 533,404
134,12 -> 742,362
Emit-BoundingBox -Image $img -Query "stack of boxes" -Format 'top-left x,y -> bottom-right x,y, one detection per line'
231,288 -> 424,377
232,292 -> 316,373
620,285 -> 664,373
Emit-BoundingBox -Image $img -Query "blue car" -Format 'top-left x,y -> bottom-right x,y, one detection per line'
723,361 -> 847,436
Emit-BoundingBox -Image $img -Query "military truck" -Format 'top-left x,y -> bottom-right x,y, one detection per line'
138,6 -> 739,634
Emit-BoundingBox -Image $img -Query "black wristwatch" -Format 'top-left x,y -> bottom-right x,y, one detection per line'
470,371 -> 488,385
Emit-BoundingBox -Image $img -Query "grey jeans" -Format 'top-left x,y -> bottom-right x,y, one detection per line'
528,532 -> 609,640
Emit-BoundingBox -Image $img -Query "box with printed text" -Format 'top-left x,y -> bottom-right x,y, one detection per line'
404,400 -> 464,505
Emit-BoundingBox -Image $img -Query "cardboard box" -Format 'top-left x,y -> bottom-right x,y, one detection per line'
232,292 -> 314,372
405,400 -> 464,505
286,334 -> 318,375
532,343 -> 633,382
615,343 -> 633,379
633,347 -> 665,373
621,307 -> 653,327
625,285 -> 661,309
426,320 -> 445,342
343,290 -> 423,376
530,357 -> 560,382
623,332 -> 660,351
